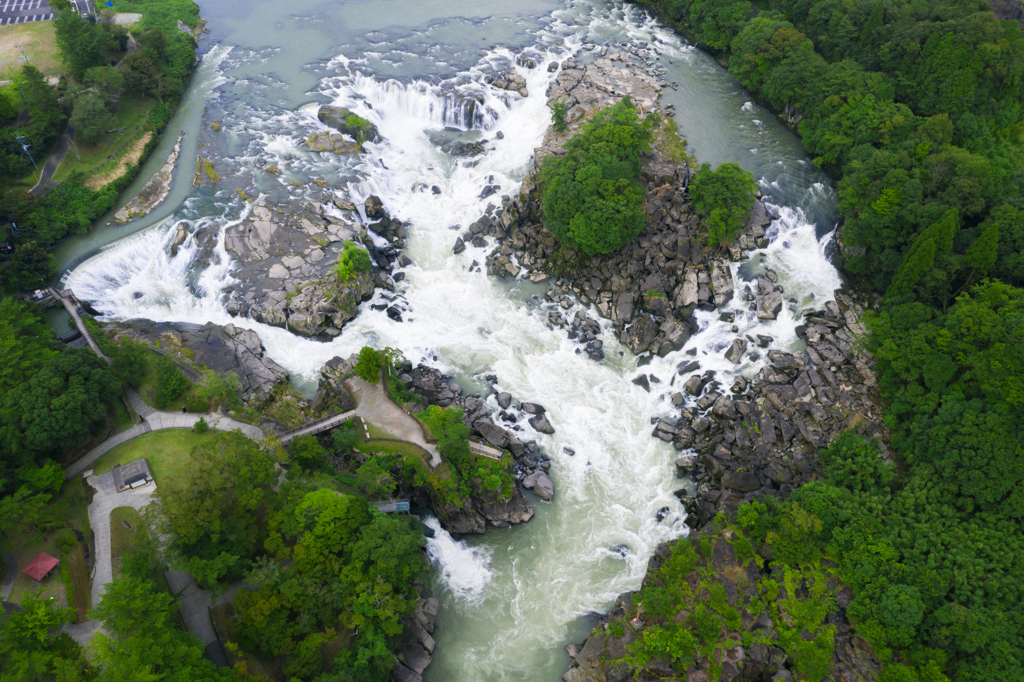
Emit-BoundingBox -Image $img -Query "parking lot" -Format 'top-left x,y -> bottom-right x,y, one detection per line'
0,0 -> 93,26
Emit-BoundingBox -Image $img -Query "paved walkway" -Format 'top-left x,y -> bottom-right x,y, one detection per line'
53,290 -> 108,362
65,389 -> 264,480
164,569 -> 229,667
1,550 -> 16,600
349,375 -> 441,468
29,126 -> 73,195
85,470 -> 157,609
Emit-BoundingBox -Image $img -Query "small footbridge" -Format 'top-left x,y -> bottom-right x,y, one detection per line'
279,410 -> 357,446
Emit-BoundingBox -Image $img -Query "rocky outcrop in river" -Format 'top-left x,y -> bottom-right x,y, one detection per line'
471,43 -> 751,358
661,290 -> 887,530
105,319 -> 289,400
219,198 -> 377,337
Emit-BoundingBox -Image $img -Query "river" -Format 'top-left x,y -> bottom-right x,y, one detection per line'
60,0 -> 842,679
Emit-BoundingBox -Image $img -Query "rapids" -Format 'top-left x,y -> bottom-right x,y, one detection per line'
61,1 -> 844,679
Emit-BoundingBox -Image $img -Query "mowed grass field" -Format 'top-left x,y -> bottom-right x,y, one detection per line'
0,22 -> 62,78
92,429 -> 223,483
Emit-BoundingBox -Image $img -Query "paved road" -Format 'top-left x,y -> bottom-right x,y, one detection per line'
29,125 -> 72,194
349,374 -> 442,467
0,550 -> 16,600
0,0 -> 92,25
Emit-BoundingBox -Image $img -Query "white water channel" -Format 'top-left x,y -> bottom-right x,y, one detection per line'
65,2 -> 842,679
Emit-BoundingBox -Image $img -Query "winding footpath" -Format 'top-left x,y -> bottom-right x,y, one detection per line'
64,388 -> 263,480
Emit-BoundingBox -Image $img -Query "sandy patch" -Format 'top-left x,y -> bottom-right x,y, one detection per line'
110,12 -> 143,27
85,131 -> 153,190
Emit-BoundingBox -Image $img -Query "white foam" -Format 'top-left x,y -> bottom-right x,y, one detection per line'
424,517 -> 494,602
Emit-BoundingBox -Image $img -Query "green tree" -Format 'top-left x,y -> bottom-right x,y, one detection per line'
291,489 -> 371,579
354,346 -> 383,383
0,297 -> 58,395
51,0 -> 110,79
70,92 -> 116,146
110,339 -> 149,388
153,355 -> 188,408
89,576 -> 230,682
688,162 -> 759,245
551,101 -> 568,132
1,348 -> 120,458
198,368 -> 242,409
149,431 -> 279,588
331,421 -> 359,452
540,97 -> 651,255
289,434 -> 325,467
0,590 -> 88,682
9,241 -> 58,287
84,66 -> 126,110
355,456 -> 396,499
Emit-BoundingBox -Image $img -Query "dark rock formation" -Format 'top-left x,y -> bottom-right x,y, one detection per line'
105,320 -> 288,400
317,105 -> 381,144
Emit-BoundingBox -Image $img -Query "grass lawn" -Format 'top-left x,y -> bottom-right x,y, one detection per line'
92,429 -> 222,484
110,507 -> 143,564
0,22 -> 62,77
53,94 -> 156,184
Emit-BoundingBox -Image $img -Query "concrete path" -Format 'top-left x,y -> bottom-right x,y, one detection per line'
53,290 -> 108,362
65,422 -> 150,479
29,125 -> 73,195
164,569 -> 229,667
65,389 -> 264,479
85,470 -> 157,609
1,550 -> 16,600
349,375 -> 442,468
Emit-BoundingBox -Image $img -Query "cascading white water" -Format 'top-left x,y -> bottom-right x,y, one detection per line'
424,517 -> 494,602
65,2 -> 845,679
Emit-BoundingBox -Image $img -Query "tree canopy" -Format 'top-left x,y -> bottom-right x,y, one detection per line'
688,162 -> 759,245
540,97 -> 653,255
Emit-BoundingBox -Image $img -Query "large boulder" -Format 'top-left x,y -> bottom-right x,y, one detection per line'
317,105 -> 381,144
105,320 -> 288,400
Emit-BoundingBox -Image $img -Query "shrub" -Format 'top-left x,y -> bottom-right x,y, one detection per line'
192,417 -> 208,433
332,422 -> 360,452
551,101 -> 568,132
153,356 -> 188,408
185,397 -> 208,413
539,97 -> 651,255
354,346 -> 383,383
335,241 -> 371,282
111,340 -> 149,388
689,162 -> 759,245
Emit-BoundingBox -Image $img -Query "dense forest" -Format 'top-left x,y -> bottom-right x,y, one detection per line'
620,0 -> 1024,679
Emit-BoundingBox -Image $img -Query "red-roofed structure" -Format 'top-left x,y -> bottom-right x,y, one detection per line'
22,552 -> 59,582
